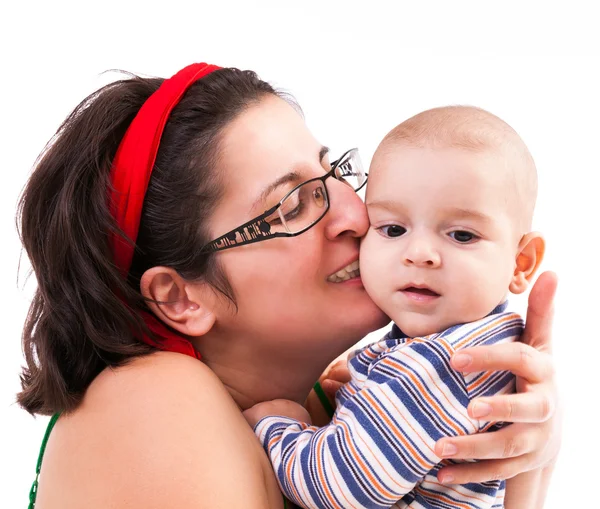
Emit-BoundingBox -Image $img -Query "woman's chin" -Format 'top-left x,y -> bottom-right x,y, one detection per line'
348,304 -> 391,340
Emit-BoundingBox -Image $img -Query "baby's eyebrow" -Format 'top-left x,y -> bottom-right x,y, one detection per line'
446,207 -> 493,223
365,200 -> 397,211
366,201 -> 493,224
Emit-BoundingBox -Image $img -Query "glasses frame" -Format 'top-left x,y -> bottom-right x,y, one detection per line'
201,148 -> 367,253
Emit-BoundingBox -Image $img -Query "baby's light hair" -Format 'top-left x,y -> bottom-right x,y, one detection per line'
376,105 -> 538,232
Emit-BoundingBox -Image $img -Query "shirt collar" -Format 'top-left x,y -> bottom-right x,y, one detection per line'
387,300 -> 509,340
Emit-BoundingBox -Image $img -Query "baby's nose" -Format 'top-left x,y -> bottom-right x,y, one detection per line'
403,239 -> 441,268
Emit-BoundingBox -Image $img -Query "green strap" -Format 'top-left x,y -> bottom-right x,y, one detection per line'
313,381 -> 335,419
29,413 -> 60,509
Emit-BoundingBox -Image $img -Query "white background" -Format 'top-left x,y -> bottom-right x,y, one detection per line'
1,1 -> 599,507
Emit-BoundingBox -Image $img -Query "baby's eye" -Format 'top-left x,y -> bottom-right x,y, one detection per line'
378,225 -> 407,238
449,230 -> 479,243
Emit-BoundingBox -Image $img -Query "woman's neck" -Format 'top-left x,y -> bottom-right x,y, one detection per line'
195,331 -> 340,410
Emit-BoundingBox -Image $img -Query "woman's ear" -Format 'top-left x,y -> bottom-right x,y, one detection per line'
509,232 -> 546,295
140,267 -> 216,337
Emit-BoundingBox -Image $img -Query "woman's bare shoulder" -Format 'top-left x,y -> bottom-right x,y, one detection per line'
91,350 -> 228,404
84,350 -> 256,453
41,352 -> 276,508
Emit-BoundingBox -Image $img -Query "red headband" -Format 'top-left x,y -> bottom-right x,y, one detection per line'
109,63 -> 221,359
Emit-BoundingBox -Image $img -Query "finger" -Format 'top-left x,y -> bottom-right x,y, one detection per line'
321,379 -> 345,398
327,366 -> 351,384
468,391 -> 555,423
320,358 -> 348,382
437,456 -> 530,484
522,271 -> 558,352
451,342 -> 554,383
435,424 -> 536,460
330,358 -> 349,371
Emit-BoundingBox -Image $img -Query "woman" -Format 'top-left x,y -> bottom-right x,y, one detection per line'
19,63 -> 559,508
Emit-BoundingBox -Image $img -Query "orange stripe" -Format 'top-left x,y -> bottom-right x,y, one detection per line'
324,442 -> 361,509
362,390 -> 432,471
377,388 -> 437,458
414,482 -> 491,508
394,338 -> 474,431
268,421 -> 312,504
424,479 -> 497,504
283,435 -> 303,503
467,369 -> 496,391
384,345 -> 477,435
295,449 -> 312,508
335,417 -> 400,499
346,415 -> 414,493
335,416 -> 397,497
454,314 -> 516,350
363,347 -> 379,359
314,430 -> 341,507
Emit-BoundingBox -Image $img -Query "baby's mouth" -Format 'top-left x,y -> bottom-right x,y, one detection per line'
402,286 -> 440,297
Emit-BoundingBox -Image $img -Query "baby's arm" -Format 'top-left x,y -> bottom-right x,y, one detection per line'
253,312 -> 523,509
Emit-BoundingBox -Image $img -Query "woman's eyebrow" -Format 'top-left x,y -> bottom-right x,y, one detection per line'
254,146 -> 330,209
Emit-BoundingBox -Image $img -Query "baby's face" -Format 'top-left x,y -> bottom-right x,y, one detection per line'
360,144 -> 521,336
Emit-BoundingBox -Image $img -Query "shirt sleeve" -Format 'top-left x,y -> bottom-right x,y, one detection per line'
254,313 -> 522,509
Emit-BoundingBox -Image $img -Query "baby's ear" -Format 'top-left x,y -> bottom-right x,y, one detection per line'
509,232 -> 546,294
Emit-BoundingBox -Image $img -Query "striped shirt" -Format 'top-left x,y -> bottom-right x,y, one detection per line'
255,304 -> 523,509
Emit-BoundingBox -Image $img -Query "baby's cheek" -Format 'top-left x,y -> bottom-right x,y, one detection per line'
359,232 -> 378,278
452,268 -> 504,321
360,234 -> 391,307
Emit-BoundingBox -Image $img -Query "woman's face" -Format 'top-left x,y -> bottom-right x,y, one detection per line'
206,95 -> 388,357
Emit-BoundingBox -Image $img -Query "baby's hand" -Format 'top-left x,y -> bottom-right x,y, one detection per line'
243,399 -> 312,428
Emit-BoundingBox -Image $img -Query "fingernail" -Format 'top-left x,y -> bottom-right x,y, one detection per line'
441,443 -> 458,457
439,474 -> 454,484
471,402 -> 492,418
452,353 -> 472,369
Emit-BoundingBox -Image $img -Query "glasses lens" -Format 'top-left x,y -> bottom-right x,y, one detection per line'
264,180 -> 329,234
334,149 -> 367,191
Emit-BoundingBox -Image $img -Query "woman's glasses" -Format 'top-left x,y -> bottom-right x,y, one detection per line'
202,148 -> 367,253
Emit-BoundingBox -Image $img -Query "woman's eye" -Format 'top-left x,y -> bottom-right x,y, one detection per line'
449,230 -> 478,243
283,202 -> 303,221
312,187 -> 326,207
267,199 -> 301,226
267,215 -> 282,226
378,225 -> 407,238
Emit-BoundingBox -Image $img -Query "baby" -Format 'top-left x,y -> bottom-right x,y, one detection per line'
245,106 -> 545,509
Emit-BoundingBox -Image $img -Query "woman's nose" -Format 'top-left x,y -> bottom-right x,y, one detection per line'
323,181 -> 369,241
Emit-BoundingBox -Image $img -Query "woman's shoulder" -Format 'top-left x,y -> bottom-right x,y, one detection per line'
82,350 -> 253,452
92,350 -> 226,402
38,352 -> 276,508
82,351 -> 234,423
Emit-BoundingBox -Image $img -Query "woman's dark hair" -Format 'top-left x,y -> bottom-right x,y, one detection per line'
17,68 -> 285,416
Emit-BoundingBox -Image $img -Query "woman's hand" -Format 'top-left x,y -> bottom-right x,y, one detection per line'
319,358 -> 352,399
435,271 -> 561,484
304,358 -> 351,426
